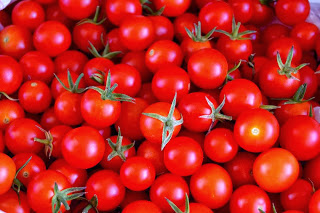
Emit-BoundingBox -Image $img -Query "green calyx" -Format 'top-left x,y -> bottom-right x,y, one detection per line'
0,92 -> 19,101
77,6 -> 106,26
51,183 -> 86,213
259,203 -> 277,213
90,69 -> 105,85
107,127 -> 135,161
216,16 -> 256,40
199,96 -> 232,132
166,193 -> 190,213
88,70 -> 135,102
142,93 -> 183,150
54,70 -> 86,94
277,46 -> 308,80
76,195 -> 99,213
185,21 -> 216,42
33,125 -> 54,159
140,0 -> 165,16
88,36 -> 122,59
224,60 -> 243,84
278,83 -> 314,104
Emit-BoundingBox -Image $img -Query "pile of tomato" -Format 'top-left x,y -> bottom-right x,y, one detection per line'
0,0 -> 320,212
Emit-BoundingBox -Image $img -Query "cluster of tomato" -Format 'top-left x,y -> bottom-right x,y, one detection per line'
0,0 -> 319,212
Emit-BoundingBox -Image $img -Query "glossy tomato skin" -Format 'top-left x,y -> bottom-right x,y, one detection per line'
0,189 -> 30,213
178,92 -> 217,132
18,80 -> 52,114
0,25 -> 32,59
180,37 -> 212,62
290,22 -> 319,51
234,108 -> 279,153
204,128 -> 238,163
224,152 -> 256,188
229,184 -> 271,213
137,83 -> 158,105
83,57 -> 114,86
59,0 -> 98,20
0,99 -> 25,130
280,179 -> 313,212
122,200 -> 162,213
45,3 -> 74,29
12,0 -> 45,31
140,102 -> 182,144
173,13 -> 198,42
46,125 -> 72,158
120,190 -> 149,209
190,163 -> 233,209
253,148 -> 299,193
262,23 -> 290,45
275,0 -> 310,26
49,158 -> 88,187
299,65 -> 318,99
309,189 -> 320,213
0,153 -> 16,195
0,55 -> 23,95
85,170 -> 125,211
229,0 -> 253,24
12,153 -> 46,187
150,173 -> 189,212
40,107 -> 63,130
115,98 -> 149,141
249,0 -> 273,26
179,203 -> 213,213
145,40 -> 183,73
188,48 -> 228,89
149,15 -> 174,41
164,136 -> 203,176
62,126 -> 105,169
0,131 -> 4,153
5,118 -> 45,155
81,88 -> 121,129
279,115 -> 320,161
220,79 -> 262,119
27,170 -> 71,212
33,21 -> 71,57
304,155 -> 320,190
152,65 -> 190,103
153,0 -> 191,17
54,50 -> 88,75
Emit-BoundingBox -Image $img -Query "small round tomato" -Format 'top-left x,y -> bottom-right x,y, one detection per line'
33,21 -> 71,57
290,22 -> 319,51
229,0 -> 253,24
122,200 -> 162,213
262,23 -> 290,44
173,13 -> 198,42
46,125 -> 72,158
40,107 -> 63,130
149,15 -> 174,41
164,136 -> 203,176
253,148 -> 299,193
249,0 -> 273,26
136,83 -> 158,105
190,163 -> 233,209
82,57 -> 114,86
105,28 -> 129,57
299,66 -> 318,99
179,202 -> 213,213
153,0 -> 191,17
0,189 -> 30,213
0,55 -> 23,94
54,50 -> 88,75
59,0 -> 98,20
0,153 -> 16,195
45,3 -> 74,28
85,170 -> 125,211
304,155 -> 320,190
309,189 -> 320,213
275,0 -> 310,26
0,99 -> 25,130
61,126 -> 105,169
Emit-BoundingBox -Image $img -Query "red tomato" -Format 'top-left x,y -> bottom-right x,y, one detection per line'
249,0 -> 273,26
188,48 -> 228,89
120,190 -> 149,209
179,202 -> 214,213
82,57 -> 114,86
105,28 -> 129,57
0,189 -> 30,213
149,15 -> 174,41
290,22 -> 319,51
229,0 -> 253,24
173,13 -> 198,42
40,107 -> 62,130
0,153 -> 16,195
253,148 -> 299,193
54,50 -> 88,75
304,155 -> 320,190
61,126 -> 105,169
85,170 -> 125,211
279,115 -> 320,161
59,0 -> 98,20
136,83 -> 158,105
299,66 -> 318,99
0,99 -> 25,130
0,55 -> 23,95
45,3 -> 74,29
0,130 -> 4,153
275,0 -> 310,26
262,23 -> 290,44
153,0 -> 191,17
309,189 -> 320,213
122,200 -> 162,213
190,163 -> 233,209
230,184 -> 271,213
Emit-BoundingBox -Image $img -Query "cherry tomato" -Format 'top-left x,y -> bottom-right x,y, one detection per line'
173,13 -> 198,42
309,189 -> 320,213
0,55 -> 23,95
120,189 -> 149,209
0,99 -> 25,130
0,189 -> 30,213
54,50 -> 88,75
262,23 -> 290,44
82,57 -> 114,86
122,200 -> 162,213
0,153 -> 16,195
275,0 -> 310,26
153,0 -> 191,17
290,22 -> 319,52
229,0 -> 253,24
149,15 -> 174,41
249,0 -> 273,26
304,155 -> 320,190
59,0 -> 98,20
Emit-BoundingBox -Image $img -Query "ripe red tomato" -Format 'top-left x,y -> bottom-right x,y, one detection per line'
275,0 -> 310,26
59,0 -> 98,20
173,13 -> 198,42
54,50 -> 88,75
0,153 -> 16,195
253,148 -> 299,193
309,189 -> 320,213
304,155 -> 320,190
122,200 -> 162,213
0,99 -> 25,130
249,0 -> 273,26
0,189 -> 30,213
229,0 -> 253,24
61,126 -> 105,169
262,23 -> 290,44
0,55 -> 23,95
290,22 -> 319,52
45,3 -> 74,28
82,57 -> 114,86
149,15 -> 174,41
46,125 -> 72,158
153,0 -> 191,17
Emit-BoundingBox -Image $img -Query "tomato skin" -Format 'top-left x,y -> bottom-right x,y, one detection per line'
85,170 -> 125,211
49,158 -> 88,187
279,115 -> 320,161
249,0 -> 273,26
0,99 -> 25,130
105,28 -> 129,57
140,102 -> 182,144
145,40 -> 183,73
149,15 -> 174,41
122,200 -> 162,213
150,173 -> 189,212
180,37 -> 212,62
280,179 -> 313,212
173,13 -> 198,42
188,48 -> 228,89
45,3 -> 74,29
40,107 -> 63,130
179,203 -> 213,213
234,108 -> 279,153
164,136 -> 203,176
275,0 -> 310,26
81,88 -> 121,129
18,80 -> 52,114
137,83 -> 158,105
229,0 -> 253,24
198,1 -> 233,35
0,25 -> 32,59
83,57 -> 114,87
12,0 -> 45,31
120,190 -> 149,209
262,23 -> 290,45
27,170 -> 71,212
220,79 -> 262,119
290,22 -> 319,52
299,66 -> 318,99
0,55 -> 23,95
62,126 -> 105,169
190,163 -> 233,209
304,155 -> 320,190
0,153 -> 16,195
224,152 -> 256,188
5,118 -> 45,155
33,21 -> 71,57
54,50 -> 88,75
115,98 -> 149,141
229,184 -> 271,213
0,189 -> 30,213
204,128 -> 238,163
253,148 -> 299,193
153,0 -> 191,17
59,0 -> 98,20
0,130 -> 5,153
47,125 -> 72,158
152,65 -> 190,103
309,189 -> 320,213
